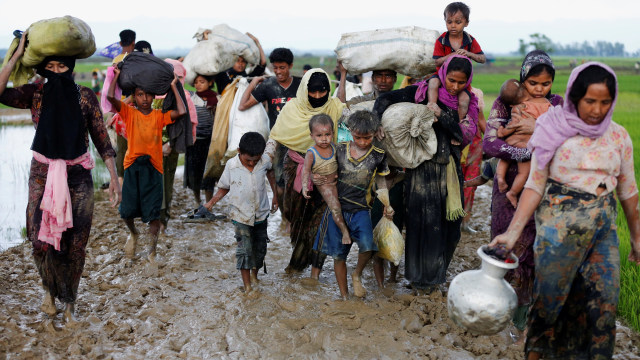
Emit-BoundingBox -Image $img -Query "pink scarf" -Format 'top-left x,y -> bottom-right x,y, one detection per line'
414,55 -> 479,123
528,62 -> 617,170
100,66 -> 121,114
163,58 -> 199,140
288,150 -> 313,194
33,151 -> 95,251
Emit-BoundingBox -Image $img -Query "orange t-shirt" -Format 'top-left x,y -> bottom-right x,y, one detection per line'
118,103 -> 174,173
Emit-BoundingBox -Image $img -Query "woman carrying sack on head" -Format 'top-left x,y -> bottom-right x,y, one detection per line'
0,32 -> 121,322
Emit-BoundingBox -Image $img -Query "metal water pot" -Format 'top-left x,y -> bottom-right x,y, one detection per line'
447,245 -> 519,335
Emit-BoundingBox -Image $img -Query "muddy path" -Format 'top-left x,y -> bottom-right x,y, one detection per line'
0,179 -> 638,359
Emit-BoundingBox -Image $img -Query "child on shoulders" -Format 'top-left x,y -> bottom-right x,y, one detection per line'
312,111 -> 394,300
205,132 -> 278,294
428,1 -> 485,122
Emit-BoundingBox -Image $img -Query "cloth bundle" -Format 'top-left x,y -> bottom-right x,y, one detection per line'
224,78 -> 270,159
204,78 -> 241,180
335,26 -> 439,78
183,24 -> 260,85
117,52 -> 193,152
2,16 -> 96,86
379,103 -> 437,169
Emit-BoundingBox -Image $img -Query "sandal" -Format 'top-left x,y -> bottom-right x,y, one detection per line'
182,205 -> 226,223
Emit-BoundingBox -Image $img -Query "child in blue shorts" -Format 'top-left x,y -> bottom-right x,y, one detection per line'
205,132 -> 278,293
313,110 -> 394,299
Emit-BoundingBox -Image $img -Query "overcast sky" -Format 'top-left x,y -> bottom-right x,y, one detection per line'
1,0 -> 637,56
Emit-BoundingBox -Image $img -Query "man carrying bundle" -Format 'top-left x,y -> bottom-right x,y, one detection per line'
214,33 -> 267,94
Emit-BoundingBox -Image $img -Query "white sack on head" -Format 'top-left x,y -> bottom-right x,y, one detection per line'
335,26 -> 439,78
223,78 -> 270,160
380,103 -> 437,169
183,24 -> 260,84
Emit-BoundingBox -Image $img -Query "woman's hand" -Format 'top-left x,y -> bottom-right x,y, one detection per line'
508,107 -> 536,135
13,31 -> 28,60
302,186 -> 311,199
109,180 -> 122,207
489,231 -> 519,251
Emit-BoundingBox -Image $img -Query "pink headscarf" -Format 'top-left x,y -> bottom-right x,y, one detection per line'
164,58 -> 198,139
414,55 -> 479,122
528,62 -> 617,170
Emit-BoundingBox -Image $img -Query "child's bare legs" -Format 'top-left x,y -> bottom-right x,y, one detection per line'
352,251 -> 374,297
334,260 -> 349,299
506,161 -> 530,208
192,188 -> 201,206
496,159 -> 510,193
250,268 -> 259,285
318,183 -> 351,245
204,190 -> 213,203
457,90 -> 470,120
373,256 -> 385,287
148,220 -> 161,260
123,218 -> 139,258
241,269 -> 252,293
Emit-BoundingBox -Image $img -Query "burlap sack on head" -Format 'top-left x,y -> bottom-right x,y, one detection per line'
183,24 -> 260,85
335,26 -> 439,78
3,16 -> 95,86
380,103 -> 437,169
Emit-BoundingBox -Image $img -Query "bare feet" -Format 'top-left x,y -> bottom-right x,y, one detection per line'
40,291 -> 57,316
506,191 -> 519,208
461,222 -> 478,234
342,233 -> 352,245
250,272 -> 259,285
63,302 -> 76,323
497,176 -> 508,193
351,272 -> 366,298
124,233 -> 138,259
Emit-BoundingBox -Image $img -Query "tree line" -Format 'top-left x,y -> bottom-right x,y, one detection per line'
518,33 -> 636,57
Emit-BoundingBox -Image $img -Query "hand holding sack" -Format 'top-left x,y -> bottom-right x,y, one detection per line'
373,189 -> 404,266
2,16 -> 96,86
335,26 -> 439,78
183,24 -> 261,85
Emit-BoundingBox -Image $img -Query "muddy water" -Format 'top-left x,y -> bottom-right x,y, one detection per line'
0,181 -> 638,359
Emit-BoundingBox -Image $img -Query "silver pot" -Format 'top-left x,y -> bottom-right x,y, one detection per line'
447,245 -> 519,335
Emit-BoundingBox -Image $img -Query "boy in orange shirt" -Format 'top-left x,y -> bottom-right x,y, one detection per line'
107,67 -> 186,261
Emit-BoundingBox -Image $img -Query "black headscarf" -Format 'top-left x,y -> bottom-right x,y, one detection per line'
32,56 -> 87,160
520,50 -> 555,83
307,72 -> 330,108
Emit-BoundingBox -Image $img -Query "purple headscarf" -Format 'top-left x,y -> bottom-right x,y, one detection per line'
528,62 -> 618,170
414,55 -> 479,122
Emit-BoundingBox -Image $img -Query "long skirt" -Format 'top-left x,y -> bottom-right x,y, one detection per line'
491,161 -> 536,329
282,152 -> 327,272
526,180 -> 619,359
404,159 -> 462,288
462,131 -> 482,214
27,159 -> 94,303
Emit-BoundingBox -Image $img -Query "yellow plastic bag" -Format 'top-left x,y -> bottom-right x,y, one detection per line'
203,78 -> 240,180
373,189 -> 404,266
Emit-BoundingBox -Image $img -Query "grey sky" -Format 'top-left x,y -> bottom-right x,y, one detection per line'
1,0 -> 637,56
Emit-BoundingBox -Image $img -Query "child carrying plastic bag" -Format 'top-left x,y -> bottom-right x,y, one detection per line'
373,189 -> 404,266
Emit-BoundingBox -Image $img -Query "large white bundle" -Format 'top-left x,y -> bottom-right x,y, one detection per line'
335,26 -> 439,78
183,24 -> 260,84
224,78 -> 270,159
380,103 -> 437,169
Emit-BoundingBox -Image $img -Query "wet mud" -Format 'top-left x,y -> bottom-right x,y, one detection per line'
0,180 -> 638,359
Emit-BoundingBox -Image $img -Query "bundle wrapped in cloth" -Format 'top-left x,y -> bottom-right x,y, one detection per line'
335,26 -> 439,78
183,24 -> 261,85
2,16 -> 96,86
117,52 -> 193,152
379,103 -> 437,169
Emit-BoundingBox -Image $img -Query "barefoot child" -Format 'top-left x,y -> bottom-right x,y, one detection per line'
427,1 -> 485,121
301,114 -> 352,245
495,79 -> 551,207
107,66 -> 186,261
312,111 -> 393,300
204,132 -> 278,293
